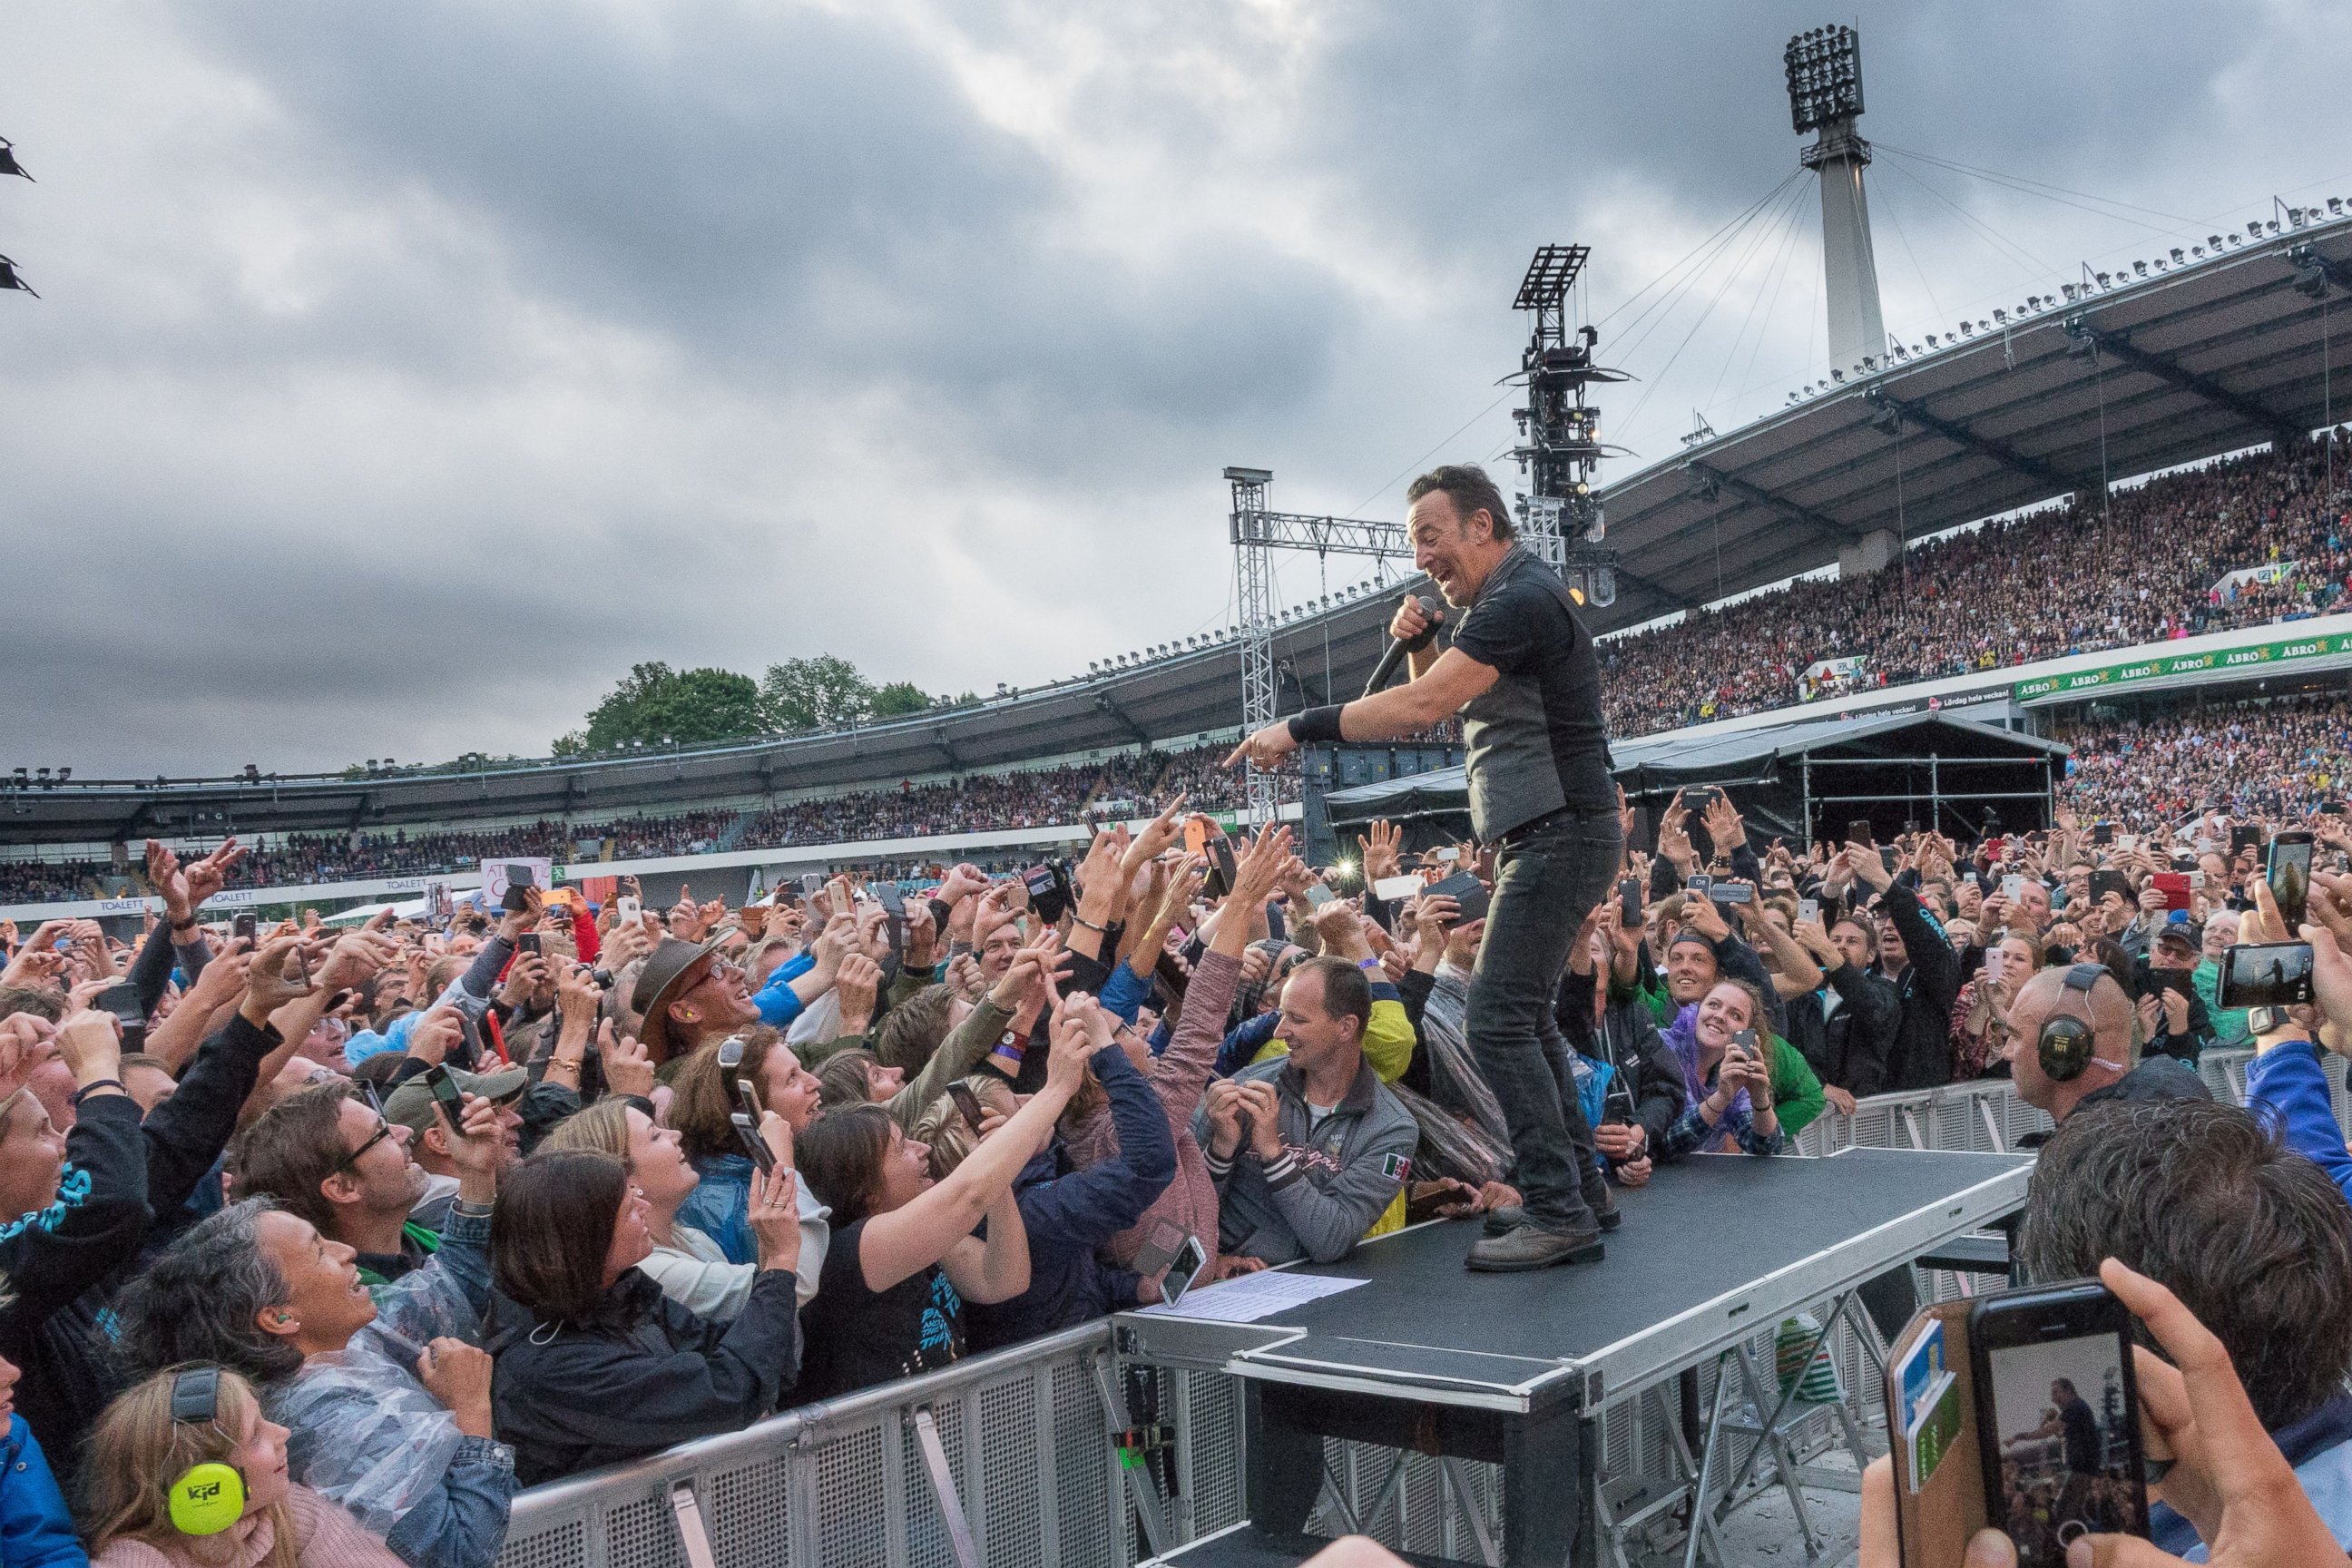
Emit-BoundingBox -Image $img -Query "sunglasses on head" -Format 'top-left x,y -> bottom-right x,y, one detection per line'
718,1036 -> 748,1070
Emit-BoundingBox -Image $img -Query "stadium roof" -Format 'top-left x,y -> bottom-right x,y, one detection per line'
9,212 -> 2350,845
1591,211 -> 2352,624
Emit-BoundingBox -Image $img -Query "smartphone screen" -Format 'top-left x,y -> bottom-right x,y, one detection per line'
1970,1285 -> 2149,1567
1797,896 -> 1819,924
2090,823 -> 2112,846
2269,831 -> 2315,931
232,913 -> 258,945
1620,876 -> 1643,926
422,1064 -> 466,1127
877,883 -> 906,916
1302,883 -> 1335,907
800,872 -> 825,896
1373,874 -> 1421,903
2216,940 -> 2315,1008
730,1111 -> 777,1173
1182,818 -> 1211,858
2001,874 -> 2025,902
1162,1234 -> 1210,1307
516,932 -> 541,956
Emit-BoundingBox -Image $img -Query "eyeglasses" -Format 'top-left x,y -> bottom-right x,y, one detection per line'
334,1116 -> 397,1174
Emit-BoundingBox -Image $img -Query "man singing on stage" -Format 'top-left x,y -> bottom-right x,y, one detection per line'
1227,464 -> 1623,1270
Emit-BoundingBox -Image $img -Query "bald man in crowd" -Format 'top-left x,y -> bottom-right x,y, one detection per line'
2002,962 -> 2210,1128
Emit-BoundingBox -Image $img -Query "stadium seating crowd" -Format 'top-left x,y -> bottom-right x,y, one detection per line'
1600,435 -> 2352,736
0,744 -> 1281,905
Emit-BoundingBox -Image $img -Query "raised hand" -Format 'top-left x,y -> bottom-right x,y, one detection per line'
597,1022 -> 657,1099
1357,818 -> 1403,883
746,1161 -> 804,1274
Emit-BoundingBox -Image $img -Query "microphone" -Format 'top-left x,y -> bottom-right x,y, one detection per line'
1363,596 -> 1445,698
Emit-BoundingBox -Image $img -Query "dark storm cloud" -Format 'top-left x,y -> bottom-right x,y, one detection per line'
3,0 -> 2348,778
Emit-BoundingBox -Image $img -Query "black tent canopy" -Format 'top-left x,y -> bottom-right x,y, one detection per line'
1319,711 -> 2069,848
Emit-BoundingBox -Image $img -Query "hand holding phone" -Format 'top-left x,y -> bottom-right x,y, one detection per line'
730,1111 -> 778,1174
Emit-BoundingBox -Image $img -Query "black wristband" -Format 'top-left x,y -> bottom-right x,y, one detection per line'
72,1079 -> 125,1105
1288,705 -> 1347,745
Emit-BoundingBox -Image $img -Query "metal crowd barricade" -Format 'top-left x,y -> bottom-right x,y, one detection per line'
493,1046 -> 2341,1568
493,1323 -> 1132,1568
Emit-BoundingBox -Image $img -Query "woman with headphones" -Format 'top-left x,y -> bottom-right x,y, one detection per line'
79,1364 -> 400,1568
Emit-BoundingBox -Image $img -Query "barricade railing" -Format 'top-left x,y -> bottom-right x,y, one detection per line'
494,1322 -> 1132,1568
495,1046 -> 2340,1568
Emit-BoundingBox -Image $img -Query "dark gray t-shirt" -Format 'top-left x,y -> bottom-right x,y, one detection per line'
1446,544 -> 1616,840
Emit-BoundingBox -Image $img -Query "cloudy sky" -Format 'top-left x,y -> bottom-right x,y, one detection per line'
7,0 -> 2349,776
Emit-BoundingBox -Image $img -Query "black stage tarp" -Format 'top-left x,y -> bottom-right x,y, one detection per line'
1318,710 -> 2068,850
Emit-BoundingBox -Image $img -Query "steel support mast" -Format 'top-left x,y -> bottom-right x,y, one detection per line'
1508,244 -> 1630,607
1788,25 -> 1886,376
1225,467 -> 1412,822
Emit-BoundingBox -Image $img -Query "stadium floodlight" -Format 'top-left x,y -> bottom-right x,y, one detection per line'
2171,248 -> 2186,263
55,769 -> 69,784
1926,333 -> 1939,347
2134,260 -> 2148,277
0,137 -> 30,181
1993,309 -> 2007,325
2209,234 -> 2223,250
0,255 -> 36,299
1783,24 -> 1864,133
2332,199 -> 2345,216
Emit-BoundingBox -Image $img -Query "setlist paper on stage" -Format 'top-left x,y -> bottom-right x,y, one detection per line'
1132,1271 -> 1367,1323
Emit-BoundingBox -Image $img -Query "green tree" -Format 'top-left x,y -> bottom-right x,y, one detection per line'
760,655 -> 875,731
870,681 -> 933,718
556,662 -> 765,755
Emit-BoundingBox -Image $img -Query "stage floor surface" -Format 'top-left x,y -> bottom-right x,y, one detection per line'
1121,1146 -> 2029,1413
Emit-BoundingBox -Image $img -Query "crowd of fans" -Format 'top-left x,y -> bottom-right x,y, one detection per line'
1599,435 -> 2352,736
0,745 -> 1279,906
2057,691 -> 2352,828
3,738 -> 2352,1564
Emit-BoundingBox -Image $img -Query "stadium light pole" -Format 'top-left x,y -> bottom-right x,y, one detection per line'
1787,25 -> 1885,375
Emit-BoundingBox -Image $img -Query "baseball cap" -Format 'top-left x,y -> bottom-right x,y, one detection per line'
2153,922 -> 2202,956
383,1064 -> 530,1137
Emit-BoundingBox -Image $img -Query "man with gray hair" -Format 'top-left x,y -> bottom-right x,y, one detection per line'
118,1090 -> 518,1568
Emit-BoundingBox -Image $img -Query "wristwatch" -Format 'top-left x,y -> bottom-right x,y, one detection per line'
2248,1005 -> 2308,1041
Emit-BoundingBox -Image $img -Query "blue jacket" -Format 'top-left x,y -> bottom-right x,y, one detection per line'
678,1152 -> 758,1265
965,1044 -> 1176,1351
2247,1041 -> 2352,1205
0,1416 -> 82,1568
753,953 -> 816,1030
1214,1012 -> 1282,1079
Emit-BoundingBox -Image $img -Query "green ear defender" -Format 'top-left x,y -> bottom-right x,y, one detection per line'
164,1367 -> 248,1536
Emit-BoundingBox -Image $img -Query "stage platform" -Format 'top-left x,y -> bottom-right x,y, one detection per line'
1121,1147 -> 2031,1567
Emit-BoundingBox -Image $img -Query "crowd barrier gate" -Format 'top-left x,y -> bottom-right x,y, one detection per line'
494,1046 -> 2337,1568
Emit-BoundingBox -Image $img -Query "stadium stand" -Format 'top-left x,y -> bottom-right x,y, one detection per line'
1601,435 -> 2352,735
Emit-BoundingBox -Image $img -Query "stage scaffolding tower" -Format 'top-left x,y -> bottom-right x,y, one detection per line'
1225,247 -> 1624,820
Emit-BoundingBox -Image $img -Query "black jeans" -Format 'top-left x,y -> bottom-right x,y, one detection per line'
1466,808 -> 1622,1230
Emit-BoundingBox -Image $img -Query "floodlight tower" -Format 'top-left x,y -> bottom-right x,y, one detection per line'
1508,244 -> 1630,607
1786,25 -> 1885,375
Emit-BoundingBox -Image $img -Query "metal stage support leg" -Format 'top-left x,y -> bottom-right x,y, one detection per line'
1090,1360 -> 1174,1560
1675,1289 -> 1883,1568
1243,1381 -> 1587,1567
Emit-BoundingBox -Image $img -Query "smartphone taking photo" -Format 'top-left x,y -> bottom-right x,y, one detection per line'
2269,829 -> 2314,932
730,1111 -> 778,1174
420,1064 -> 466,1129
1161,1233 -> 1210,1308
1968,1282 -> 2150,1567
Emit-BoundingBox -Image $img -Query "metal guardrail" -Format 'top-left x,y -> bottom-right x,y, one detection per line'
495,1322 -> 1131,1568
491,1047 -> 2337,1568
